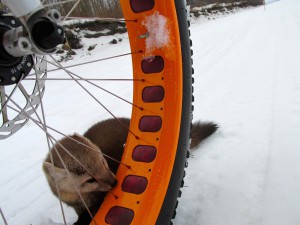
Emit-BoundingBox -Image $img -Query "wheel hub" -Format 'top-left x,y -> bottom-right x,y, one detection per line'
0,15 -> 34,86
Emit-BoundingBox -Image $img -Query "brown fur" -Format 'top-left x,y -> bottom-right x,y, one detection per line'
190,121 -> 218,149
83,117 -> 130,174
43,117 -> 217,224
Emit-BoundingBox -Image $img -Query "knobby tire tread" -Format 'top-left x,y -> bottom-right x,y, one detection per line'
155,0 -> 194,224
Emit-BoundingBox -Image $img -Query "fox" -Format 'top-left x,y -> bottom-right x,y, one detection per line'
43,117 -> 218,225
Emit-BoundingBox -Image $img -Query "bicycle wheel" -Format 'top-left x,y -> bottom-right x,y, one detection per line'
0,0 -> 193,224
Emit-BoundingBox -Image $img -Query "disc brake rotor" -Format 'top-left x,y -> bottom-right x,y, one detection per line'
0,15 -> 47,139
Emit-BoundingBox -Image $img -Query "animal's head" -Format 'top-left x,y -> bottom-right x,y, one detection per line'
43,133 -> 117,205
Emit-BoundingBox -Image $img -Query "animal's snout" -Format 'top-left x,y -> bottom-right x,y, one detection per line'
103,170 -> 118,189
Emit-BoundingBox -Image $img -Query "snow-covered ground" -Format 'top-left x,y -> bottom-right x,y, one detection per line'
1,0 -> 300,224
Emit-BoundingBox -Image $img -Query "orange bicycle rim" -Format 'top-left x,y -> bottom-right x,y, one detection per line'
92,0 -> 183,224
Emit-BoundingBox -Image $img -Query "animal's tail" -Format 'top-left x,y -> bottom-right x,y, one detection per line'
190,121 -> 218,149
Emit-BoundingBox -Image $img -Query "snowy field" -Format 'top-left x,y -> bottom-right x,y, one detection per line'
1,0 -> 300,224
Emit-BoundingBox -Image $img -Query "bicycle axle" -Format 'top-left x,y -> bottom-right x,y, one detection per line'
1,9 -> 64,57
0,0 -> 65,86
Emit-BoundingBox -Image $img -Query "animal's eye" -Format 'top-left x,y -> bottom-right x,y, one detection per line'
86,177 -> 97,183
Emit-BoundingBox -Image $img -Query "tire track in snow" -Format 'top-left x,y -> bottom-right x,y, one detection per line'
192,11 -> 257,75
258,0 -> 300,223
175,1 -> 300,224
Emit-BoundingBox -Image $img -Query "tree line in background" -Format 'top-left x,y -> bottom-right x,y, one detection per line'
43,0 -> 123,18
1,0 -> 264,18
0,0 -> 123,18
189,0 -> 263,7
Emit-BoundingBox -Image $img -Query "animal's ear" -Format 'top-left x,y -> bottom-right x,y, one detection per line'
43,162 -> 69,181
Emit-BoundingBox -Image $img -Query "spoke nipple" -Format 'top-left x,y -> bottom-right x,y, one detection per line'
110,191 -> 119,200
113,194 -> 119,200
139,107 -> 144,111
126,165 -> 132,170
11,76 -> 16,82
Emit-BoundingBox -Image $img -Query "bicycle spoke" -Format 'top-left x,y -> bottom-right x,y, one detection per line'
0,74 -> 24,118
45,133 -> 68,225
0,207 -> 8,225
64,16 -> 137,23
0,86 -> 8,124
24,77 -> 141,82
62,0 -> 82,23
43,0 -> 78,8
26,51 -> 141,77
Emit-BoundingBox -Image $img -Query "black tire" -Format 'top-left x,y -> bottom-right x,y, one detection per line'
156,0 -> 193,224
